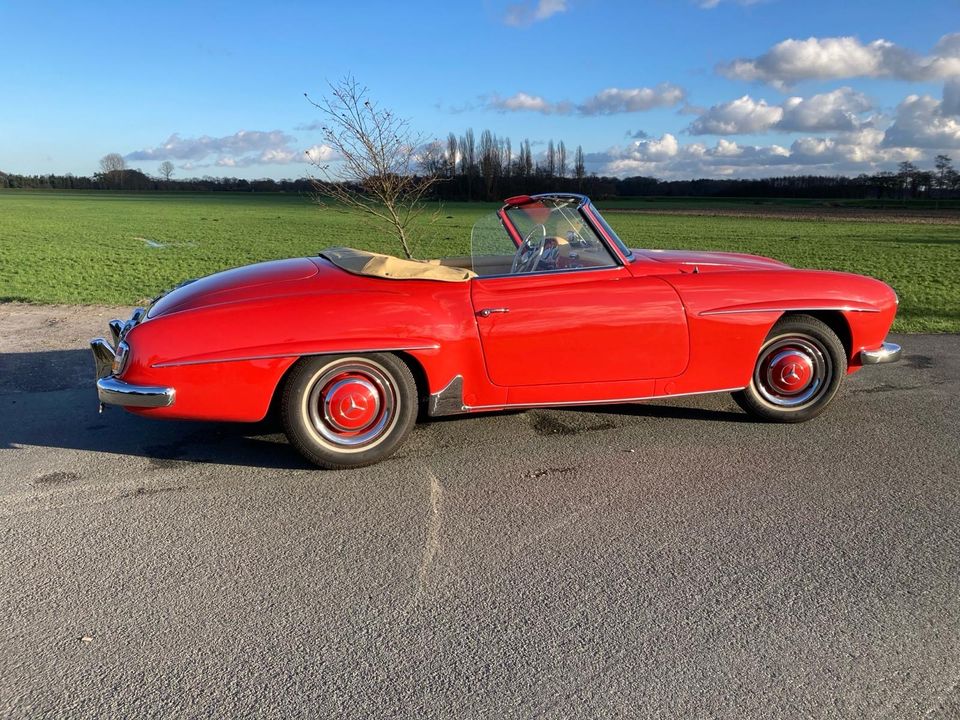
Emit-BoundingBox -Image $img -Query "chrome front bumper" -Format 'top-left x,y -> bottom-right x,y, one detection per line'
90,312 -> 175,409
860,341 -> 902,365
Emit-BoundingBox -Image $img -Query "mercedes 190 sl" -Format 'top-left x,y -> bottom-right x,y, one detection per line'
91,193 -> 901,468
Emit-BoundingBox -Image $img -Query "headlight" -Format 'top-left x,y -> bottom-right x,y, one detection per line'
112,341 -> 130,376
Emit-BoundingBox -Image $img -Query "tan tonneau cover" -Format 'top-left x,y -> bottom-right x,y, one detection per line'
319,247 -> 476,282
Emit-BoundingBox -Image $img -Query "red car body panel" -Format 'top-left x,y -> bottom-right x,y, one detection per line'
111,195 -> 898,424
471,267 -> 689,386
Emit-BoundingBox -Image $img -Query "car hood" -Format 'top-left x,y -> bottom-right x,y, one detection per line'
635,248 -> 790,270
147,258 -> 319,318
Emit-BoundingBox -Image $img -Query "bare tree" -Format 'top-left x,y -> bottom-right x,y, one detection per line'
99,153 -> 126,174
460,128 -> 476,200
99,153 -> 126,189
916,170 -> 935,198
304,76 -> 440,259
557,141 -> 567,179
546,140 -> 556,178
479,130 -> 499,200
158,161 -> 175,181
897,161 -> 918,199
446,133 -> 459,177
574,145 -> 586,189
418,140 -> 446,177
935,154 -> 953,198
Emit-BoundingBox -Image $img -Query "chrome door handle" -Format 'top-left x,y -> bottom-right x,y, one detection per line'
477,307 -> 510,318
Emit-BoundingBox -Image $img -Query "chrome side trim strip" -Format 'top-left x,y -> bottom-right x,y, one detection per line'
859,342 -> 902,365
152,345 -> 440,368
700,306 -> 880,317
463,386 -> 746,412
96,376 -> 176,408
428,375 -> 467,417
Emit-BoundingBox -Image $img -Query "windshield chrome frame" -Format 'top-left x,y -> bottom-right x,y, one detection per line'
581,201 -> 634,263
491,193 -> 633,276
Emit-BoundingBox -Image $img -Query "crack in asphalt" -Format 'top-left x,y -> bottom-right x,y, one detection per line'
413,471 -> 444,604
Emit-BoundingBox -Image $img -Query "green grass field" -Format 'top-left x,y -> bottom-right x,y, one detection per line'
1,191 -> 958,332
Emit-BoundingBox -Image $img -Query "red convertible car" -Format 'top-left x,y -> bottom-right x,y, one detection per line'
91,193 -> 901,469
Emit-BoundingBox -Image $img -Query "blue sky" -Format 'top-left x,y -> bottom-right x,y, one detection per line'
1,0 -> 958,180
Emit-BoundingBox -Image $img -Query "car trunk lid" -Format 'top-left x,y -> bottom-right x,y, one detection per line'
147,258 -> 319,318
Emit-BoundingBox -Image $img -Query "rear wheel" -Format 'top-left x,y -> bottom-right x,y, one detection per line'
281,353 -> 417,469
732,315 -> 847,423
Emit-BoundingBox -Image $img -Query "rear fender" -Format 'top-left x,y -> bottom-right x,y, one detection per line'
122,283 -> 500,421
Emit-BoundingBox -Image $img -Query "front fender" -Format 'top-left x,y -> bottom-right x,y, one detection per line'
658,269 -> 898,393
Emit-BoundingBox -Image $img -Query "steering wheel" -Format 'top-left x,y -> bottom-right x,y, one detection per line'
511,224 -> 546,274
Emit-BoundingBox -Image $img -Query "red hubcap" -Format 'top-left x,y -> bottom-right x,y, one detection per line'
323,374 -> 380,432
765,350 -> 814,395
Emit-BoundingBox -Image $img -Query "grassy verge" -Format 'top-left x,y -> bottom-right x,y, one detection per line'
0,191 -> 957,332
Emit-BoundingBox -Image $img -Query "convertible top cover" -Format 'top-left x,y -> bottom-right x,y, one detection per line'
319,247 -> 476,283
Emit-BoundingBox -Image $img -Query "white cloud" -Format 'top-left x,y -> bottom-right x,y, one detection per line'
590,126 -> 920,180
720,33 -> 960,88
789,127 -> 910,165
579,84 -> 686,114
305,144 -> 337,163
882,94 -> 960,149
688,95 -> 784,134
126,130 -> 330,168
636,133 -> 680,160
687,88 -> 874,135
126,130 -> 295,161
943,78 -> 960,116
778,88 -> 873,132
490,92 -> 560,113
504,0 -> 567,27
488,83 -> 685,115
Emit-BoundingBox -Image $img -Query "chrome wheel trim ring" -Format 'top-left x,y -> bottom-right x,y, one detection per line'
302,358 -> 399,452
754,334 -> 833,408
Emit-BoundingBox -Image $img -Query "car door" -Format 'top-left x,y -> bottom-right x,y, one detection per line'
470,266 -> 689,387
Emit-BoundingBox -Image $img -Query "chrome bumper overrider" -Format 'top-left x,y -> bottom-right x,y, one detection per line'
860,341 -> 902,365
90,311 -> 175,409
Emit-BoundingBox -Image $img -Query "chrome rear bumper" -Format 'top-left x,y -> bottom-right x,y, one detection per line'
90,313 -> 175,409
860,341 -> 902,365
96,374 -> 175,408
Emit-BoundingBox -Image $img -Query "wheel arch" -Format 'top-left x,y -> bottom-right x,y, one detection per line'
733,312 -> 848,422
780,310 -> 853,362
394,351 -> 430,418
266,349 -> 430,422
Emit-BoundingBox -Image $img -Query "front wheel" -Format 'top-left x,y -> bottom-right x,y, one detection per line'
281,353 -> 418,469
732,315 -> 847,423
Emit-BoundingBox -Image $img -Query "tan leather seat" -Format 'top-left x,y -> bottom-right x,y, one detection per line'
319,247 -> 477,282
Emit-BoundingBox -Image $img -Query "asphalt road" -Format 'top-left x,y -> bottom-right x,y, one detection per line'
1,306 -> 958,718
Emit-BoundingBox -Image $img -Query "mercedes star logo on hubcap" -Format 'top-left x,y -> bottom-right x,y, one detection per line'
780,363 -> 801,384
340,395 -> 367,420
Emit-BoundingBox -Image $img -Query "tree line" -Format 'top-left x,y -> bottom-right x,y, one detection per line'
423,133 -> 960,202
2,146 -> 958,202
418,130 -> 587,202
0,168 -> 315,193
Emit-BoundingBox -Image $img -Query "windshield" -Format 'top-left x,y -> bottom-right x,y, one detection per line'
505,197 -> 588,246
469,197 -> 617,277
587,203 -> 633,258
